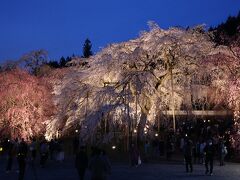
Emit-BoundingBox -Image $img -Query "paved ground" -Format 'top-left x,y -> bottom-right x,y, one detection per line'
1,157 -> 240,180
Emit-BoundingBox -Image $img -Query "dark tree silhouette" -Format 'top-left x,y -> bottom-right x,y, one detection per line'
47,60 -> 60,68
82,38 -> 93,58
59,56 -> 66,67
66,56 -> 72,64
209,11 -> 240,46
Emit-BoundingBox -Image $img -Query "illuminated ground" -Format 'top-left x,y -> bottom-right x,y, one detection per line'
0,157 -> 240,180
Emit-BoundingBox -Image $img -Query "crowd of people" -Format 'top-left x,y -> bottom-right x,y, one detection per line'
75,146 -> 111,180
0,137 -> 66,180
0,118 -> 232,179
182,136 -> 228,176
179,118 -> 230,176
0,137 -> 112,180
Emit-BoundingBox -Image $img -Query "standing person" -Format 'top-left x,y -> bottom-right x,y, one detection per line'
195,140 -> 200,164
17,139 -> 28,180
199,140 -> 206,164
49,139 -> 55,160
73,136 -> 79,155
183,138 -> 193,173
5,139 -> 14,173
219,141 -> 227,166
29,138 -> 37,162
40,140 -> 49,168
204,140 -> 215,176
166,139 -> 174,160
129,144 -> 140,167
89,148 -> 110,180
56,140 -> 64,162
101,150 -> 111,174
75,146 -> 88,180
144,141 -> 150,162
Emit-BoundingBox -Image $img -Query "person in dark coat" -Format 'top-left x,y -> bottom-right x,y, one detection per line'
29,138 -> 37,161
89,148 -> 111,180
73,136 -> 79,155
75,146 -> 88,180
219,140 -> 227,166
204,140 -> 215,175
183,138 -> 193,173
129,144 -> 140,167
17,139 -> 28,180
40,140 -> 49,168
5,140 -> 14,172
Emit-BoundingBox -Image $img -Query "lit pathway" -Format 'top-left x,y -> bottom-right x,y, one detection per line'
0,157 -> 240,180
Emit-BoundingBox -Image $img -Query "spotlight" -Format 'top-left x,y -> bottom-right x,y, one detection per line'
185,134 -> 188,137
134,129 -> 137,133
0,147 -> 3,152
144,131 -> 147,134
112,146 -> 116,150
75,129 -> 79,133
208,120 -> 210,122
155,133 -> 159,137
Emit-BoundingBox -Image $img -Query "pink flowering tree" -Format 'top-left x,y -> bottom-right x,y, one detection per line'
202,45 -> 240,154
0,68 -> 55,140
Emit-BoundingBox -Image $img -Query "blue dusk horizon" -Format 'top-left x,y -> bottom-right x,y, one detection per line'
0,0 -> 240,63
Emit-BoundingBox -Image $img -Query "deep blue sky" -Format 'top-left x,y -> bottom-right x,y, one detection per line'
0,0 -> 240,63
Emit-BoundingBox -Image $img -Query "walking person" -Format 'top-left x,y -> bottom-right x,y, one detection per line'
30,138 -> 37,162
183,137 -> 193,173
5,139 -> 14,173
100,150 -> 111,174
204,139 -> 215,176
75,146 -> 88,180
49,139 -> 55,160
129,144 -> 140,167
199,140 -> 206,164
73,136 -> 79,155
144,141 -> 150,162
89,148 -> 111,180
40,140 -> 49,168
219,140 -> 227,166
17,139 -> 28,180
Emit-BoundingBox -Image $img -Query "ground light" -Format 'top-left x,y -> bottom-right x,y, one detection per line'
0,147 -> 3,152
134,129 -> 137,133
75,129 -> 79,133
155,133 -> 159,137
112,145 -> 116,150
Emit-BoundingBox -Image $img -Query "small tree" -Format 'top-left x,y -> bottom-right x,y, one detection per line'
83,38 -> 93,58
20,49 -> 48,76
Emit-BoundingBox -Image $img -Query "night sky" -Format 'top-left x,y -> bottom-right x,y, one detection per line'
0,0 -> 240,63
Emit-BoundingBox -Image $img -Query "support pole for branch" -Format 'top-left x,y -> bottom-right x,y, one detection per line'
170,67 -> 176,133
